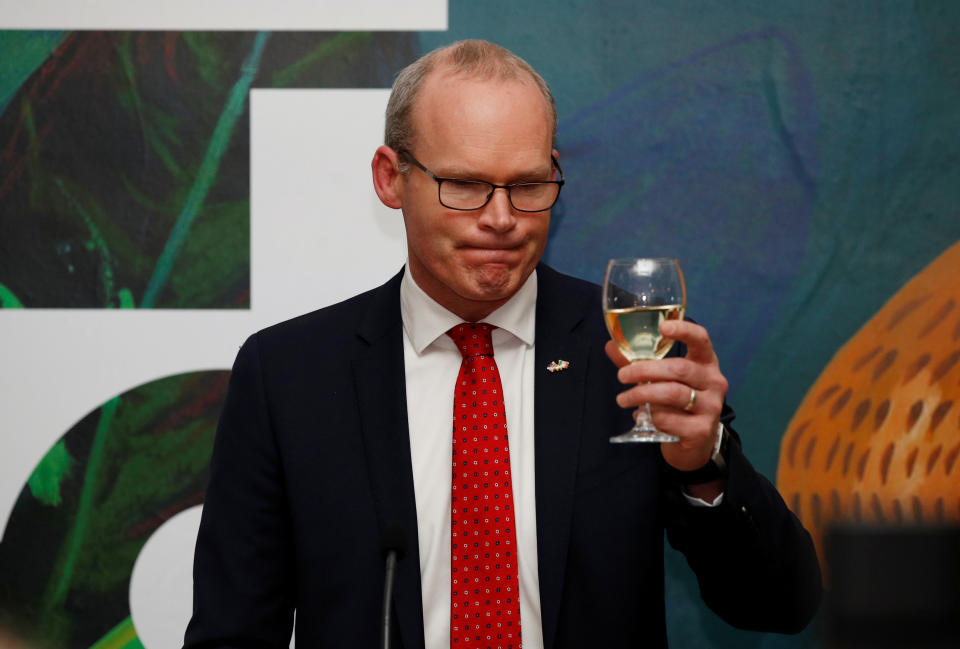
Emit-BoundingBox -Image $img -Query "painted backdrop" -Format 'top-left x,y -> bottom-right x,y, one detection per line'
2,2 -> 959,648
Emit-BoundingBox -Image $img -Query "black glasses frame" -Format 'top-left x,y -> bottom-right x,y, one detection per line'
397,149 -> 564,212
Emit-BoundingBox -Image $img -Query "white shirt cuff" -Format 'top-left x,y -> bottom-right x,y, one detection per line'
682,421 -> 726,508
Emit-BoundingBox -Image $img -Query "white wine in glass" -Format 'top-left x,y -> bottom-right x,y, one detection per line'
603,258 -> 686,443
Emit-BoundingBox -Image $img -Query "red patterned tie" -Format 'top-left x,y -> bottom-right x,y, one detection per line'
447,323 -> 522,649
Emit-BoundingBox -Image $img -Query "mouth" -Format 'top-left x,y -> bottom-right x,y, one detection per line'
458,244 -> 525,262
458,239 -> 525,252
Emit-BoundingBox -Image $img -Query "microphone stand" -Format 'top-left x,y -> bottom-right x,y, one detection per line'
380,523 -> 405,649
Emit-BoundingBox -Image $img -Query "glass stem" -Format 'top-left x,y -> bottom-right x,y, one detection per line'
634,402 -> 657,432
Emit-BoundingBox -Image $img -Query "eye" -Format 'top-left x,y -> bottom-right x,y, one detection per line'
511,183 -> 550,197
446,179 -> 483,190
443,179 -> 490,195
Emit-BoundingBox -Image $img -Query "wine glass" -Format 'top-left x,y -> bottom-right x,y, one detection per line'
603,258 -> 686,443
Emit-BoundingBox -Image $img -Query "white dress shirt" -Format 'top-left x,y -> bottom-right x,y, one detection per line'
400,265 -> 544,649
399,264 -> 724,649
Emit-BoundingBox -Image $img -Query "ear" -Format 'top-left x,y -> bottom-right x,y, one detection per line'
552,148 -> 560,179
371,145 -> 405,209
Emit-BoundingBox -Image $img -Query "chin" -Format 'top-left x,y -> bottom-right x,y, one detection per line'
472,265 -> 522,295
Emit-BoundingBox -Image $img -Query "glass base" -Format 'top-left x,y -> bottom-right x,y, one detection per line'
610,426 -> 680,444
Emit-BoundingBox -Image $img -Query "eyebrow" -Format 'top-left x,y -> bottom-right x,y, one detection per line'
435,163 -> 554,183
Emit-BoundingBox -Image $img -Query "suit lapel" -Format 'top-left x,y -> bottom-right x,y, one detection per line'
533,265 -> 592,649
351,265 -> 593,649
353,270 -> 426,649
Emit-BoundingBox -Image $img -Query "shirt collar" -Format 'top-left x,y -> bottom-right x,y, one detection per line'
400,263 -> 537,354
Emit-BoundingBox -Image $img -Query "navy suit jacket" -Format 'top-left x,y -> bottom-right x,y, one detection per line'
185,264 -> 821,649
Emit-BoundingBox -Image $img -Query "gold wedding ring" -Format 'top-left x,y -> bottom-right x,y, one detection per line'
683,388 -> 697,412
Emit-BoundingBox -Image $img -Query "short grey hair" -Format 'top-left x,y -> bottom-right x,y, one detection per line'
384,39 -> 557,157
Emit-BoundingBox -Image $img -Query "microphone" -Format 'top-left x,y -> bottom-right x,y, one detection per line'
380,522 -> 407,649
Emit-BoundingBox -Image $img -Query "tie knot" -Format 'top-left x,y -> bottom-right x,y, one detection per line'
446,322 -> 496,359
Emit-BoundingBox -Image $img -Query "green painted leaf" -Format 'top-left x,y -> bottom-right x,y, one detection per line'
27,440 -> 74,507
0,281 -> 25,308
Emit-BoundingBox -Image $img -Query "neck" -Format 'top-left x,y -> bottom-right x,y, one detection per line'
450,300 -> 506,323
406,265 -> 513,323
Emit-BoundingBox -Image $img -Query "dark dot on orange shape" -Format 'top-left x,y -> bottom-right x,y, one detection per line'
856,448 -> 871,481
787,420 -> 811,469
842,442 -> 856,477
851,399 -> 871,431
830,388 -> 853,419
872,349 -> 898,382
906,400 -> 924,431
892,498 -> 903,524
926,445 -> 943,476
803,436 -> 817,469
918,298 -> 955,339
871,493 -> 885,522
825,437 -> 841,472
931,349 -> 960,384
930,400 -> 953,435
885,295 -> 929,331
852,346 -> 882,372
873,399 -> 891,432
905,447 -> 919,478
880,442 -> 895,485
817,384 -> 841,406
944,444 -> 960,476
903,354 -> 931,383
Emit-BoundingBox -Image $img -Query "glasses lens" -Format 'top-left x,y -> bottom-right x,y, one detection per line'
439,179 -> 492,210
510,183 -> 560,212
438,179 -> 561,211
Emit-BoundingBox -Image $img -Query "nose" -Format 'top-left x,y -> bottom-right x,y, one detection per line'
477,187 -> 517,232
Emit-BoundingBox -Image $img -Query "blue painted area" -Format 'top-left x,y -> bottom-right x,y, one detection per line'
549,27 -> 817,387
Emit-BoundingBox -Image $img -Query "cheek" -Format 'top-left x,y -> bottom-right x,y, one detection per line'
527,217 -> 551,251
405,213 -> 456,262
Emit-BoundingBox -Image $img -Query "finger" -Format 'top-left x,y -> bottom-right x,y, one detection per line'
647,406 -> 719,443
604,339 -> 631,369
660,320 -> 716,364
616,381 -> 721,413
617,357 -> 716,390
649,407 -> 711,432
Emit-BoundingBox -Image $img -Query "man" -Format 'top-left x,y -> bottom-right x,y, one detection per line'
185,40 -> 821,649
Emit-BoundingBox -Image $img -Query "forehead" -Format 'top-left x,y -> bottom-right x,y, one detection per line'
410,69 -> 553,171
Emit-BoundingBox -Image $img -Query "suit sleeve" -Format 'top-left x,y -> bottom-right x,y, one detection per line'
183,334 -> 296,649
662,410 -> 823,634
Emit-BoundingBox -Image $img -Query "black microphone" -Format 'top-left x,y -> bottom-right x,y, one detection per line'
380,522 -> 407,649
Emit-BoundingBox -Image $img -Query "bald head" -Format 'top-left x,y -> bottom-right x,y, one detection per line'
384,39 -> 557,156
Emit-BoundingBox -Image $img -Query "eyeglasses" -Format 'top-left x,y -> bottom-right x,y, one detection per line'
398,149 -> 564,212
